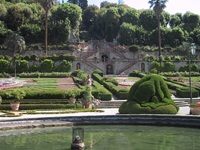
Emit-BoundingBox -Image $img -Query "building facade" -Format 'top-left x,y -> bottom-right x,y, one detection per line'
72,40 -> 148,75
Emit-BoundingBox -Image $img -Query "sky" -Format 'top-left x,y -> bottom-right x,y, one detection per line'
88,0 -> 200,15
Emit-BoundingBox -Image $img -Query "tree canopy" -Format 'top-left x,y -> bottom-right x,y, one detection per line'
0,0 -> 200,49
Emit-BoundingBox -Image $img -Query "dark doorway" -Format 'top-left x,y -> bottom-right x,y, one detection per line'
106,64 -> 113,74
76,63 -> 81,70
141,63 -> 145,72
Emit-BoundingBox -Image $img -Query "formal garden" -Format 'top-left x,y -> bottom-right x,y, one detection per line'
0,1 -> 200,117
0,67 -> 199,116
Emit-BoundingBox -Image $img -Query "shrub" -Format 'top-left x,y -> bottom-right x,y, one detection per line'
55,60 -> 72,72
18,72 -> 70,78
20,89 -> 83,99
0,59 -> 9,73
71,69 -> 88,85
150,61 -> 161,72
179,64 -> 199,72
0,103 -> 83,110
162,62 -> 175,72
5,89 -> 26,102
40,59 -> 54,72
91,72 -> 103,83
16,59 -> 30,73
119,101 -> 178,114
119,74 -> 179,114
102,77 -> 118,86
92,69 -> 103,76
129,45 -> 139,52
92,81 -> 112,100
176,87 -> 199,98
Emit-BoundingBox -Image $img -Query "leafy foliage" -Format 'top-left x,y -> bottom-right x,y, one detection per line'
119,74 -> 179,114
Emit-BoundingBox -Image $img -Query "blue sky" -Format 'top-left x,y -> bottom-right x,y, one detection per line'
87,0 -> 200,15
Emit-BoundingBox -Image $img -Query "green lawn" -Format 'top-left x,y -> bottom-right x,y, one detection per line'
19,78 -> 58,90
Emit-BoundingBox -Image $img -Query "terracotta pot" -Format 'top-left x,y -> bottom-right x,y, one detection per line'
190,106 -> 200,115
68,98 -> 76,104
10,102 -> 20,111
85,103 -> 92,108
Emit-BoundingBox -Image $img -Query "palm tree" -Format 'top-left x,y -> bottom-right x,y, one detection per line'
148,0 -> 168,67
37,0 -> 56,56
3,32 -> 26,55
3,32 -> 26,77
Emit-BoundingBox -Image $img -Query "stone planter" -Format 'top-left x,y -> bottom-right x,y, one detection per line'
190,106 -> 200,115
10,102 -> 20,111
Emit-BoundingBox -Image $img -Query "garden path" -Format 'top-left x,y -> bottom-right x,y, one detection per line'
57,77 -> 79,90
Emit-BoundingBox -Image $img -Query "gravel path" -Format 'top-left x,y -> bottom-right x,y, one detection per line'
57,77 -> 79,90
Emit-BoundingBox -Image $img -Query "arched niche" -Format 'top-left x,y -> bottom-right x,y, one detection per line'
106,64 -> 113,74
76,63 -> 81,70
141,62 -> 145,72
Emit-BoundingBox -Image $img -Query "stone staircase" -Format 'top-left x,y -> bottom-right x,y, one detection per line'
96,100 -> 124,108
174,100 -> 190,107
96,100 -> 190,108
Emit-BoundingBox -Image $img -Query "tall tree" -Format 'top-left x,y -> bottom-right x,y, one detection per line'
68,0 -> 88,10
148,0 -> 168,65
37,0 -> 56,56
3,32 -> 26,55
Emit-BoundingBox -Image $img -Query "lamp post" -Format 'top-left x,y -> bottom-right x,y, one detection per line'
189,43 -> 196,104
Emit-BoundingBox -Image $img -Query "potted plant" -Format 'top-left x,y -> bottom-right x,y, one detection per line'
83,85 -> 92,108
6,89 -> 26,111
68,91 -> 76,104
190,102 -> 200,115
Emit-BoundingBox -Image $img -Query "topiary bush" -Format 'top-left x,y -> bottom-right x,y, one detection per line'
71,69 -> 88,85
129,45 -> 139,52
16,59 -> 30,73
119,74 -> 179,114
102,77 -> 118,86
55,60 -> 72,72
0,59 -> 9,73
92,69 -> 103,76
40,59 -> 54,72
176,87 -> 199,98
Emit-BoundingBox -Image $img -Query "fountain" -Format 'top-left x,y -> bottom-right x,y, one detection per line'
0,125 -> 200,150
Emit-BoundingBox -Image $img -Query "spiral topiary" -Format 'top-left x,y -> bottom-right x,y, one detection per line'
119,74 -> 179,114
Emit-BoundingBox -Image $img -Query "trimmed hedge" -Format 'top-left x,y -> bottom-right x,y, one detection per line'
119,101 -> 178,114
129,71 -> 145,78
176,87 -> 199,98
92,73 -> 129,99
102,77 -> 118,86
91,72 -> 102,83
0,103 -> 83,110
165,81 -> 184,90
71,69 -> 88,86
1,99 -> 68,104
92,69 -> 103,76
18,72 -> 71,78
0,89 -> 84,100
92,81 -> 112,100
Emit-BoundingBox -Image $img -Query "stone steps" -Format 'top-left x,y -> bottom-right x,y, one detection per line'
96,101 -> 124,108
174,100 -> 190,107
96,100 -> 190,108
